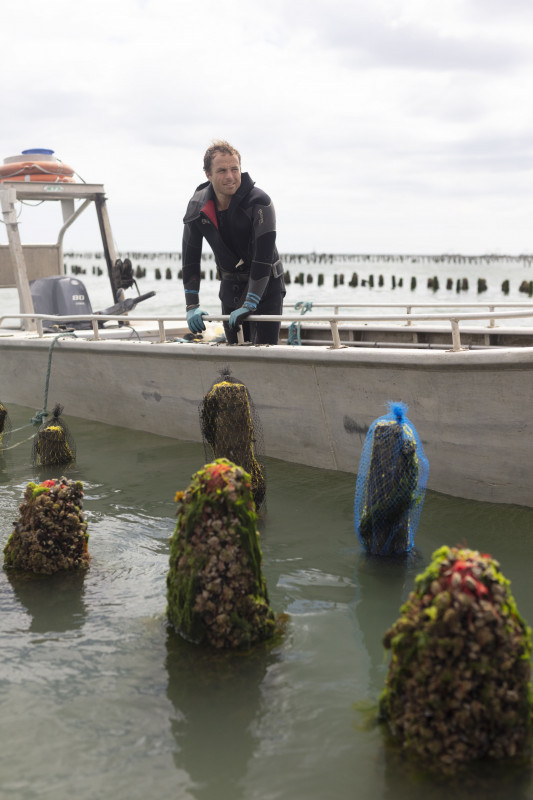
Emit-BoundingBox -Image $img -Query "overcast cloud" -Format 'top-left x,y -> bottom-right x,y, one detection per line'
1,0 -> 532,254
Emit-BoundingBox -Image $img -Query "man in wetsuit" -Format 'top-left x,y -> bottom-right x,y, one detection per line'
182,140 -> 285,345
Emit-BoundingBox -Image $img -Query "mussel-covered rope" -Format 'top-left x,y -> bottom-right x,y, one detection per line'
287,300 -> 313,346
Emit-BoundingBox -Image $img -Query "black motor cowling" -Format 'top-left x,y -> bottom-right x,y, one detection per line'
30,276 -> 94,329
29,275 -> 155,330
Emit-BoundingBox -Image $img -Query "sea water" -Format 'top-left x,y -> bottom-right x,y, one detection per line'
1,403 -> 533,800
1,252 -> 533,326
70,251 -> 533,321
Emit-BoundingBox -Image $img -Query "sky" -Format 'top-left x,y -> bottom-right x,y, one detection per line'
1,0 -> 532,255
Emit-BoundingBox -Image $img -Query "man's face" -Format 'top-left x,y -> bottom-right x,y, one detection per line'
206,152 -> 241,202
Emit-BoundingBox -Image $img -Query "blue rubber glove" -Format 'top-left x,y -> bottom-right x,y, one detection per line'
186,306 -> 208,333
229,304 -> 255,330
228,294 -> 258,330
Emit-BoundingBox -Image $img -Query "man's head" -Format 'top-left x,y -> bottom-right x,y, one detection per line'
203,140 -> 241,174
204,140 -> 242,209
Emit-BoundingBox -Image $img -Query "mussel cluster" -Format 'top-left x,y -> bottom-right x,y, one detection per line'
4,477 -> 89,574
379,546 -> 533,773
32,404 -> 76,467
167,459 -> 277,649
0,401 -> 11,447
358,422 -> 419,555
200,377 -> 266,510
355,402 -> 428,556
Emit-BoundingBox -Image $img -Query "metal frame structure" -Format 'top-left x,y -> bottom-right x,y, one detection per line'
0,181 -> 117,331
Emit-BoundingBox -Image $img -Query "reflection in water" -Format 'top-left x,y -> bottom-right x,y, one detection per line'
5,570 -> 87,633
352,550 -> 423,693
0,453 -> 8,480
380,733 -> 533,800
165,628 -> 276,800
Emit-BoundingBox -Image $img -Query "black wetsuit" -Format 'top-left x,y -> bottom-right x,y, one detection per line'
182,172 -> 285,344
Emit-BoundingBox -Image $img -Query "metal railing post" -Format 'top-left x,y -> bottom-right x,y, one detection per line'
450,319 -> 462,351
330,320 -> 342,349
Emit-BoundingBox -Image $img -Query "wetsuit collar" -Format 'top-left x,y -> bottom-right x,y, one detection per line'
183,173 -> 254,224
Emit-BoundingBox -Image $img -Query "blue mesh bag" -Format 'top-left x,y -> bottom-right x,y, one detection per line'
354,402 -> 429,555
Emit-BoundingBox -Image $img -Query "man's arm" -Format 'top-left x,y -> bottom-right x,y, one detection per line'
246,201 -> 278,307
229,201 -> 278,327
182,221 -> 208,332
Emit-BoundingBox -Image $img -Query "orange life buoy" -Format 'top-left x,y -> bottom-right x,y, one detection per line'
0,160 -> 75,178
0,174 -> 77,183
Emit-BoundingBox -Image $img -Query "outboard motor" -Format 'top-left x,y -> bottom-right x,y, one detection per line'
30,275 -> 155,331
30,276 -> 94,329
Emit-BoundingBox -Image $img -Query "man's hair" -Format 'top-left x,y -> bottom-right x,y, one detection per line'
203,140 -> 241,174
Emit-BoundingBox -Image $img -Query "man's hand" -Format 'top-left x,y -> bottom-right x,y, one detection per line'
228,305 -> 253,330
186,306 -> 208,333
229,292 -> 259,330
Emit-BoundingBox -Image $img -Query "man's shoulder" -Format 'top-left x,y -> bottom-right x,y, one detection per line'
239,175 -> 272,208
247,186 -> 272,206
183,181 -> 212,224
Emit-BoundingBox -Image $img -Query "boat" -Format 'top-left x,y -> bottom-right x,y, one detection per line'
1,164 -> 533,508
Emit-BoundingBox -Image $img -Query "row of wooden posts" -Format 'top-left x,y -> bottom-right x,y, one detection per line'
71,264 -> 533,297
66,250 -> 533,266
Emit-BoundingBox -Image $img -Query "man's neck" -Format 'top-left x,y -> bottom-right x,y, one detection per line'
215,194 -> 231,211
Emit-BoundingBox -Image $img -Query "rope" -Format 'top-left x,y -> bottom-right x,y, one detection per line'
30,332 -> 78,425
2,431 -> 39,451
0,420 -> 33,452
287,300 -> 313,346
1,164 -> 70,179
9,423 -> 34,434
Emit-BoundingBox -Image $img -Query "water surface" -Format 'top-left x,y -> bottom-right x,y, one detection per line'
1,403 -> 533,800
2,252 -> 533,326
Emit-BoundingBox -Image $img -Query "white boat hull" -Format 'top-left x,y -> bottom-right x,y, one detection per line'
1,332 -> 532,507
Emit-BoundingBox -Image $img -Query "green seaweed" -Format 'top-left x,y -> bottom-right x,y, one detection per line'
200,381 -> 266,509
166,459 -> 279,650
380,546 -> 533,774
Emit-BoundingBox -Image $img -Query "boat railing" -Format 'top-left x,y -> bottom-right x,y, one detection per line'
3,306 -> 533,351
292,301 -> 533,328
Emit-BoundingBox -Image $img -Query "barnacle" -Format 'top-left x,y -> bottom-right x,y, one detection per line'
200,374 -> 266,511
380,546 -> 532,774
166,459 -> 279,649
3,477 -> 89,574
